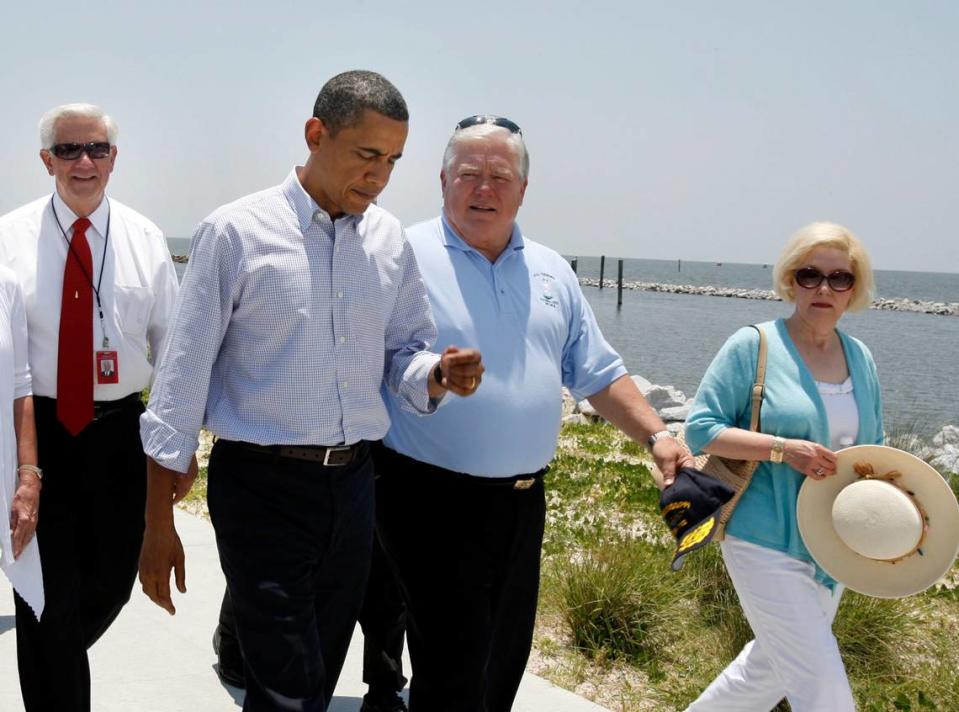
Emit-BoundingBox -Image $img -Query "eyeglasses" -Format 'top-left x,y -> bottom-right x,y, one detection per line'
794,267 -> 856,292
49,142 -> 112,160
455,115 -> 522,134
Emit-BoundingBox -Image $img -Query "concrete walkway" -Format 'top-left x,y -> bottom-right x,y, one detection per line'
0,509 -> 608,711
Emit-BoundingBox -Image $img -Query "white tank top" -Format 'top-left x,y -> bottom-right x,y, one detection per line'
817,377 -> 859,450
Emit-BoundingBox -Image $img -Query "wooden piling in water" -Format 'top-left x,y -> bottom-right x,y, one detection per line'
599,256 -> 605,289
617,259 -> 624,307
571,257 -> 578,274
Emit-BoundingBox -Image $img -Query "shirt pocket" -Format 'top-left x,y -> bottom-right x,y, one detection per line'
115,285 -> 154,338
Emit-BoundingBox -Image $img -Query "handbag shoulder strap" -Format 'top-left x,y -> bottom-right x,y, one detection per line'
747,324 -> 768,433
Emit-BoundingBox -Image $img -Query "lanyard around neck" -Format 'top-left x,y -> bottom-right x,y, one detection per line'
50,196 -> 112,348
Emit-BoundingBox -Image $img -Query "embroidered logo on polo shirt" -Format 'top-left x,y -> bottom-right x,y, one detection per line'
534,272 -> 559,309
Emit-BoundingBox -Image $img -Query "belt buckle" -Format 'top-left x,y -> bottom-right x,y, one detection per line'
323,445 -> 353,467
512,477 -> 535,490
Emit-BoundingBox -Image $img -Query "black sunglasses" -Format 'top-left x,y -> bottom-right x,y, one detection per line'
50,142 -> 112,160
795,267 -> 856,292
455,115 -> 522,134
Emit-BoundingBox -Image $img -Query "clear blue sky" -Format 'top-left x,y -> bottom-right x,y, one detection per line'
2,1 -> 956,272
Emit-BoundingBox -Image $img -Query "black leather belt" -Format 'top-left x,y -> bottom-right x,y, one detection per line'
225,440 -> 368,467
34,392 -> 141,422
93,392 -> 141,420
374,445 -> 547,490
461,469 -> 548,490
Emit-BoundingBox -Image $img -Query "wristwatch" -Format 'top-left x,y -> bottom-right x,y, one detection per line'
647,430 -> 673,450
770,436 -> 786,464
433,362 -> 444,386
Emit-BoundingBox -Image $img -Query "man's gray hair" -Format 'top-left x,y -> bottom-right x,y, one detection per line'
312,70 -> 409,135
39,103 -> 119,149
443,124 -> 530,180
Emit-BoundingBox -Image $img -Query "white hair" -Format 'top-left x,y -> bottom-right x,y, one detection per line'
442,123 -> 529,180
39,103 -> 118,149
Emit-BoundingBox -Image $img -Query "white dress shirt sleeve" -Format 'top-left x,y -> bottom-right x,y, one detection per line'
145,228 -> 180,374
11,278 -> 32,400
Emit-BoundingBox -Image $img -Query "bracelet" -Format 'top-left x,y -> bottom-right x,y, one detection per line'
770,436 -> 785,464
433,362 -> 444,387
17,464 -> 43,480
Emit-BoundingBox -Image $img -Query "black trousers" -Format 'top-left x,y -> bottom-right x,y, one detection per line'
207,439 -> 375,712
374,447 -> 547,712
14,395 -> 147,712
358,521 -> 408,698
214,476 -> 407,698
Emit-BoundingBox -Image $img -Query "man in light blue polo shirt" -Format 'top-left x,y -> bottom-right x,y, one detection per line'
375,115 -> 691,712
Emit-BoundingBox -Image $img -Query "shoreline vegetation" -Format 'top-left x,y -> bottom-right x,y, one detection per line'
531,419 -> 959,712
578,277 -> 959,317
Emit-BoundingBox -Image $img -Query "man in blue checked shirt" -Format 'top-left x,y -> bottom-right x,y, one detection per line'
137,71 -> 483,712
374,116 -> 692,712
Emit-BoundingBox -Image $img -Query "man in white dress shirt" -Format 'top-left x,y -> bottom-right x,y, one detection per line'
0,103 -> 180,712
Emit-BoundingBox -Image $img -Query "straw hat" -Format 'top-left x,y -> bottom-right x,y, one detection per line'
797,445 -> 959,598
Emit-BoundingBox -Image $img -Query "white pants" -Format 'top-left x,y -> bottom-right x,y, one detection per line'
686,536 -> 856,712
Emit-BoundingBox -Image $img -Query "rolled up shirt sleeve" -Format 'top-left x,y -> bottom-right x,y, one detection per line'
140,220 -> 235,473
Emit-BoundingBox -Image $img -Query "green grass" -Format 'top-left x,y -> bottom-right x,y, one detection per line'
552,538 -> 688,668
180,464 -> 208,506
537,421 -> 959,712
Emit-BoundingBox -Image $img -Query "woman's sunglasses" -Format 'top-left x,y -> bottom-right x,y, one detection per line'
794,267 -> 856,292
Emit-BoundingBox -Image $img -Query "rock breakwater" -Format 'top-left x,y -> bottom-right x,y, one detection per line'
579,278 -> 959,317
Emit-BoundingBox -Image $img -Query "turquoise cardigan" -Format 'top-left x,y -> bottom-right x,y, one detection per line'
685,318 -> 884,586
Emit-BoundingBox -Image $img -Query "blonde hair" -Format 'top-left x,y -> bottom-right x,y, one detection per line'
773,222 -> 875,312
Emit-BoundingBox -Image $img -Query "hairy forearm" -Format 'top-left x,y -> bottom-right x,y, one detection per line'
586,375 -> 666,443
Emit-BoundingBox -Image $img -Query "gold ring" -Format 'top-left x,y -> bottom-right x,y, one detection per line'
470,377 -> 477,389
815,467 -> 824,476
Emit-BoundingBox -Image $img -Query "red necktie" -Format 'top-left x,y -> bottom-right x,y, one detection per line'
57,217 -> 94,435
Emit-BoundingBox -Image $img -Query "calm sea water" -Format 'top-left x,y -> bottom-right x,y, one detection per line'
584,287 -> 957,435
568,256 -> 959,304
166,239 -> 957,433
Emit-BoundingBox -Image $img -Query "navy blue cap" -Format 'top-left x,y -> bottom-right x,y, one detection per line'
660,467 -> 736,570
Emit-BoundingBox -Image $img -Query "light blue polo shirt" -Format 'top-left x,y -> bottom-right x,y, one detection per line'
383,216 -> 626,477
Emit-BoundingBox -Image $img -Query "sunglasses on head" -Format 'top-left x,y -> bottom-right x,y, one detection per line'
795,267 -> 856,292
49,142 -> 112,160
455,115 -> 522,134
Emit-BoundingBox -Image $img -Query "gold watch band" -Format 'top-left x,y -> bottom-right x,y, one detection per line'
770,436 -> 785,464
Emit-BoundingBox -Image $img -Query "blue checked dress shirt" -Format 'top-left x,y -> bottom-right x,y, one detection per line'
141,169 -> 440,474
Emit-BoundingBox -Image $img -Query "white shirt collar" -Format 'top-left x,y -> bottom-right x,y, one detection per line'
52,192 -> 110,239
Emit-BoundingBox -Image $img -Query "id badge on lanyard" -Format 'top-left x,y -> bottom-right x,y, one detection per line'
96,348 -> 119,384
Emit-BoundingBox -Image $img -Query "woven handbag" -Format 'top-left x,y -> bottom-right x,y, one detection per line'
673,324 -> 769,541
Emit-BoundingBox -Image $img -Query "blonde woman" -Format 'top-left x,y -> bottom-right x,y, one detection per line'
685,223 -> 883,711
